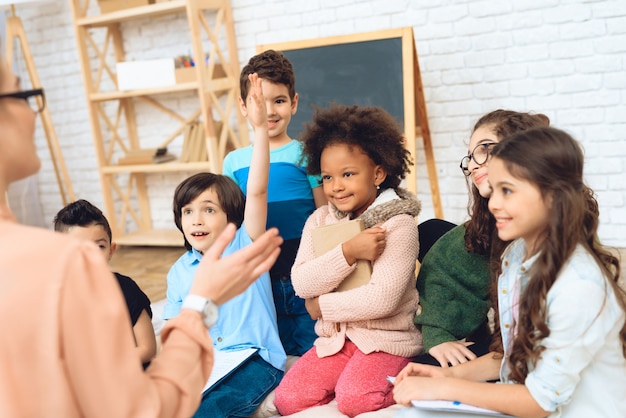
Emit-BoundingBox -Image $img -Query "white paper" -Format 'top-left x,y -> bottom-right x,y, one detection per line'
201,347 -> 258,393
411,400 -> 512,417
116,59 -> 176,91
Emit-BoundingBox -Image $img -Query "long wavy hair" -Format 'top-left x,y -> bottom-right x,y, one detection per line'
490,127 -> 626,383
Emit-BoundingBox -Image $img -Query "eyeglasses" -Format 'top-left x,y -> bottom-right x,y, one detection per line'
459,142 -> 497,176
0,88 -> 46,113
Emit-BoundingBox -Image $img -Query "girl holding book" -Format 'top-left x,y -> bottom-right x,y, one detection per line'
393,127 -> 626,417
274,104 -> 422,417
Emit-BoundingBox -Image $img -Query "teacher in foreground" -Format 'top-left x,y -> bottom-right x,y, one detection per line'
0,56 -> 282,417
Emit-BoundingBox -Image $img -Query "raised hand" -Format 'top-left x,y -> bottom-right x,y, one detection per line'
245,73 -> 268,130
189,224 -> 282,305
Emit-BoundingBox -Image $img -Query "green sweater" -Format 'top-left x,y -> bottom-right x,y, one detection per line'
414,224 -> 491,352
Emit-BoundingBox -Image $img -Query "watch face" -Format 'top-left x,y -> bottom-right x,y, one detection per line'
203,301 -> 219,327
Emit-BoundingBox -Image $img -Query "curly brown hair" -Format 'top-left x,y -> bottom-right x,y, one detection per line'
300,104 -> 412,191
491,127 -> 626,383
240,49 -> 296,101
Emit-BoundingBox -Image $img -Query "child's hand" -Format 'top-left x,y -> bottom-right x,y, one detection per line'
393,362 -> 447,385
393,374 -> 448,406
245,73 -> 268,130
305,296 -> 322,320
429,340 -> 477,368
342,227 -> 386,264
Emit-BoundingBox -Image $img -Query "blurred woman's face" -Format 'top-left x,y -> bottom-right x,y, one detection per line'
0,62 -> 40,187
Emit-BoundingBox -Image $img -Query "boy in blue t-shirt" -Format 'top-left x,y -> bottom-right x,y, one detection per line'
223,50 -> 325,356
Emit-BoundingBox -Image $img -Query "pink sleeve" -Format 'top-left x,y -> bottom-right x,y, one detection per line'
319,215 -> 419,322
61,243 -> 213,418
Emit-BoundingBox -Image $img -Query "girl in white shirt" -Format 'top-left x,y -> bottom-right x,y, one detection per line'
393,126 -> 626,418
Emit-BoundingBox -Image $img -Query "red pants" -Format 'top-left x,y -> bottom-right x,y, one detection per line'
274,340 -> 411,417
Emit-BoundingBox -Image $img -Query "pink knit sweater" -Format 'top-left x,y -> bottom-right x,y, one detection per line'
292,203 -> 423,358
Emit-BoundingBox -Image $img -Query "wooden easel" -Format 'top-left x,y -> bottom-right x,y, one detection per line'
258,27 -> 443,218
4,4 -> 75,205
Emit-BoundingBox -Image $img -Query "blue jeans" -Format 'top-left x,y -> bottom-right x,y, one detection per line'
193,353 -> 284,418
272,276 -> 317,356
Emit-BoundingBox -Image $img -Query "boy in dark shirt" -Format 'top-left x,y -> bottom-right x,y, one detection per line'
54,199 -> 156,367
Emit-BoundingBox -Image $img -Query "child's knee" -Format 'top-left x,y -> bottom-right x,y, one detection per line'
335,386 -> 393,417
274,383 -> 333,416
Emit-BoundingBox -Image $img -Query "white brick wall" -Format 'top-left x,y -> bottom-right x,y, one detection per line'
6,0 -> 626,247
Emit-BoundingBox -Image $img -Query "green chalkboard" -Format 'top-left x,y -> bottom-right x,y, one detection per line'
281,37 -> 404,139
259,28 -> 444,218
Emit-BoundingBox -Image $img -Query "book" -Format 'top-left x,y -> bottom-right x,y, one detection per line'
411,400 -> 513,417
117,147 -> 176,165
202,347 -> 258,393
179,122 -> 196,163
311,219 -> 372,292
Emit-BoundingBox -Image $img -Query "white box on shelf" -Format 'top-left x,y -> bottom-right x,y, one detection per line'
116,59 -> 176,91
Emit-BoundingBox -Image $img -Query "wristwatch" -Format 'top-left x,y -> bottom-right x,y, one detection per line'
182,294 -> 219,329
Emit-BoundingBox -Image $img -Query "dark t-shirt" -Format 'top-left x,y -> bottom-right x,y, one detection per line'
114,272 -> 152,325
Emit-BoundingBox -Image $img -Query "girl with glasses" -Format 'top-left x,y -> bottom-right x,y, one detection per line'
412,110 -> 549,369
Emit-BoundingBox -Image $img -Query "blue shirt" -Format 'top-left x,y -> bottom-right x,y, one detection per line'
498,239 -> 626,417
223,140 -> 320,277
222,140 -> 319,241
162,225 -> 286,372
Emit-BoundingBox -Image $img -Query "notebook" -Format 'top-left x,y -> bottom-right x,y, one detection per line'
311,219 -> 372,292
201,347 -> 258,393
411,400 -> 513,417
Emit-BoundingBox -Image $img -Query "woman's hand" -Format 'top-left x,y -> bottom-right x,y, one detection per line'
342,227 -> 386,264
189,224 -> 282,305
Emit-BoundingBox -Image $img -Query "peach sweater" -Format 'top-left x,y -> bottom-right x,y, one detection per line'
0,204 -> 213,417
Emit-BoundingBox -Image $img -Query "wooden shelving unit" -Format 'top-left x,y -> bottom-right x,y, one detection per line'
69,0 -> 248,246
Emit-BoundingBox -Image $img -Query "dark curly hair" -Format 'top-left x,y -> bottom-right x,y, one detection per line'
240,49 -> 295,101
53,199 -> 113,243
300,104 -> 412,191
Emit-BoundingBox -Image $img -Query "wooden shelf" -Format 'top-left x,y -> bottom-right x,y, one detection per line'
115,229 -> 184,246
90,82 -> 198,101
103,161 -> 212,174
76,0 -> 219,27
70,0 -> 248,246
89,77 -> 235,102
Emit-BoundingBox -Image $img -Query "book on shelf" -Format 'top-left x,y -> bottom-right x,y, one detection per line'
311,219 -> 372,292
180,121 -> 210,163
117,147 -> 177,165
